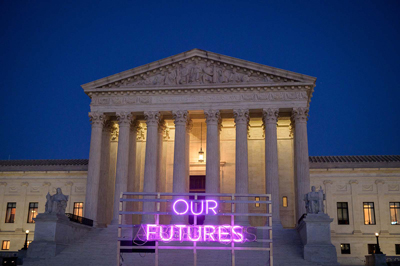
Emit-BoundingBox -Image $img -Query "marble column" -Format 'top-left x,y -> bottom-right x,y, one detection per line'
126,121 -> 139,225
112,112 -> 134,224
98,121 -> 111,226
204,109 -> 221,225
85,112 -> 106,223
171,110 -> 190,224
263,108 -> 280,224
106,123 -> 119,224
156,120 -> 166,194
142,111 -> 161,224
233,109 -> 250,225
291,107 -> 310,222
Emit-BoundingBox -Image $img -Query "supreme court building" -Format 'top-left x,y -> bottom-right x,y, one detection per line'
0,49 -> 399,266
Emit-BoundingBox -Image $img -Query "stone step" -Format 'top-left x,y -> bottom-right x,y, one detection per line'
23,225 -> 325,266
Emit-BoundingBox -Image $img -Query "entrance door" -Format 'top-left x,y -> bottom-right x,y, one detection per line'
189,175 -> 205,225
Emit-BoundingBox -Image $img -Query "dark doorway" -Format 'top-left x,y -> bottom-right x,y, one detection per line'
189,175 -> 205,225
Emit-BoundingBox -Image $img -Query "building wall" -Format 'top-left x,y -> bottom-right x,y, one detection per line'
0,170 -> 86,251
311,167 -> 400,265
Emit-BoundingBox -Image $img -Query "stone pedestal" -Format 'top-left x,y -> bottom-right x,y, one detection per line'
27,213 -> 91,259
365,254 -> 387,266
297,213 -> 339,265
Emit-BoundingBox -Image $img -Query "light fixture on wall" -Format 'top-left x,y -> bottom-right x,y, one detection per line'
198,123 -> 204,162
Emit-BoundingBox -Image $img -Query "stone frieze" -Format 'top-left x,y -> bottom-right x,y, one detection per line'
91,91 -> 308,106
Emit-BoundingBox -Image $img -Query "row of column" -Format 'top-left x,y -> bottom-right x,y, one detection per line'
85,107 -> 310,226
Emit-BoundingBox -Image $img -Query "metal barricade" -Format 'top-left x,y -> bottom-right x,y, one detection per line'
117,192 -> 272,266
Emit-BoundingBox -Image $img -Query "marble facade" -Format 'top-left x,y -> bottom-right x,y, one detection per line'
0,50 -> 399,265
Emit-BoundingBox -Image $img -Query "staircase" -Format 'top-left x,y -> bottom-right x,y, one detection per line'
23,225 -> 324,266
272,225 -> 321,266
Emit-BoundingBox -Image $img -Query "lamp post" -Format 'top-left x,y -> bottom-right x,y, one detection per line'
375,232 -> 383,254
23,230 -> 29,250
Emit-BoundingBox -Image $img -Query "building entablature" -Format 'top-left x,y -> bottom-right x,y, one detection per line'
81,49 -> 316,113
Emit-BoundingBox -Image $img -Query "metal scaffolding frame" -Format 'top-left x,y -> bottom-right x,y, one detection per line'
117,192 -> 272,266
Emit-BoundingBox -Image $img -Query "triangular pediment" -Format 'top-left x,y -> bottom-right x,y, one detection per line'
82,49 -> 316,91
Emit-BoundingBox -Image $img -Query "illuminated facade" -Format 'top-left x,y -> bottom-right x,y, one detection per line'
0,50 -> 399,265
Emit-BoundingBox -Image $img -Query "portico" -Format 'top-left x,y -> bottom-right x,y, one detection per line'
82,49 -> 316,228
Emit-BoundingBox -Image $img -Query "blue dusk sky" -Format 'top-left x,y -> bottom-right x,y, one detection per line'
0,0 -> 399,160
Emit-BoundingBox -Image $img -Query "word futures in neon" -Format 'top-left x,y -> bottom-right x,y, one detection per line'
145,224 -> 254,243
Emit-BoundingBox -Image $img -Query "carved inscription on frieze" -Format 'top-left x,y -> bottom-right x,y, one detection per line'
93,91 -> 308,106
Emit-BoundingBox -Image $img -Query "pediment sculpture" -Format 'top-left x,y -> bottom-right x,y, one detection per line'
45,188 -> 69,215
99,58 -> 300,88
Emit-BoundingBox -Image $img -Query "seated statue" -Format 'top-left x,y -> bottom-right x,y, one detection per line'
45,188 -> 69,215
304,186 -> 325,214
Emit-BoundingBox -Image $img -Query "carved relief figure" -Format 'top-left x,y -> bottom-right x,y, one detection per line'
123,59 -> 289,87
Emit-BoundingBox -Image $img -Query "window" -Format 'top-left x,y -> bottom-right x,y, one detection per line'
363,202 -> 376,225
27,202 -> 38,223
5,202 -> 16,223
2,240 -> 10,250
282,196 -> 288,208
390,202 -> 400,225
341,243 -> 351,254
368,244 -> 377,254
337,202 -> 349,225
255,197 -> 260,207
73,202 -> 83,217
394,244 -> 400,255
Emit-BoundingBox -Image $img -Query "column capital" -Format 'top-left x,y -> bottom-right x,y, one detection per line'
291,107 -> 309,123
323,180 -> 333,185
172,110 -> 189,126
375,179 -> 385,185
89,112 -> 106,127
116,112 -> 134,127
233,109 -> 249,125
204,109 -> 221,124
262,108 -> 279,124
144,111 -> 161,126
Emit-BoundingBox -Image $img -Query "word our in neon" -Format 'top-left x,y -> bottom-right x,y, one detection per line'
172,199 -> 218,215
144,224 -> 253,243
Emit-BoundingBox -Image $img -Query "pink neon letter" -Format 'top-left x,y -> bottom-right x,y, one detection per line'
190,200 -> 204,215
146,224 -> 157,241
203,225 -> 216,241
188,226 -> 202,241
232,226 -> 244,243
173,199 -> 189,215
218,225 -> 231,242
206,200 -> 218,215
159,225 -> 174,241
175,225 -> 186,241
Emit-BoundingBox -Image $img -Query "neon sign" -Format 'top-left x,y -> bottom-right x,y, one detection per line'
136,199 -> 257,244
